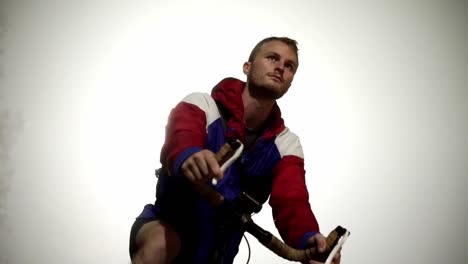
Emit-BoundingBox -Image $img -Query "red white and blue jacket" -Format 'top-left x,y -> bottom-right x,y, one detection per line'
137,77 -> 320,263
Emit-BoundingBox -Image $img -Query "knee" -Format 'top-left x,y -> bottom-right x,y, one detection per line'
135,241 -> 168,264
133,222 -> 181,264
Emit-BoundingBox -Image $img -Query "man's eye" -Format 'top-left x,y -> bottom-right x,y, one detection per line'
267,55 -> 277,61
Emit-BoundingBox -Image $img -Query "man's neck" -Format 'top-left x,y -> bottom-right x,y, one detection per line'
242,84 -> 275,131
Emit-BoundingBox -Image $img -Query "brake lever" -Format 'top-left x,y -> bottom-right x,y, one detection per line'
212,139 -> 244,185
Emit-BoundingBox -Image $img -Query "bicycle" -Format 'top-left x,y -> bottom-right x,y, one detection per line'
192,140 -> 350,263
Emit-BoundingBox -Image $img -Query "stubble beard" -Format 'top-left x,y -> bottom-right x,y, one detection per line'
247,71 -> 288,100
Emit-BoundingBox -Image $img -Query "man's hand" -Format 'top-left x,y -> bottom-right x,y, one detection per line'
305,233 -> 342,264
181,149 -> 223,182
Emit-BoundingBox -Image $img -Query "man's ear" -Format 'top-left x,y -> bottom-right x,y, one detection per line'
243,62 -> 251,75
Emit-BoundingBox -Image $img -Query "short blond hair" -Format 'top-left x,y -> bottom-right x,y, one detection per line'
248,37 -> 299,64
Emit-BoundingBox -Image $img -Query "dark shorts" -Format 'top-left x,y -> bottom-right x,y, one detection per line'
128,217 -> 159,259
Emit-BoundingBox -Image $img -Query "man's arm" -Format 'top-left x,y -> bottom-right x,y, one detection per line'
160,92 -> 217,176
269,129 -> 320,249
270,155 -> 320,248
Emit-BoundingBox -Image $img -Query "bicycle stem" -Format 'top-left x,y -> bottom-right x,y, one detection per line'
192,140 -> 350,263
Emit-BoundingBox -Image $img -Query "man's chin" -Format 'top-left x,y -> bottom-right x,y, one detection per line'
252,86 -> 283,100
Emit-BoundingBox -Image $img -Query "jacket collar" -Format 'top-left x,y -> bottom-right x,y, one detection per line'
211,77 -> 285,142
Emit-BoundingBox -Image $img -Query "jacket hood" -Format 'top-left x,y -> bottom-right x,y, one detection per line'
211,77 -> 285,142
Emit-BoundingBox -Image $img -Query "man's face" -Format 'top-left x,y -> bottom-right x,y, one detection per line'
244,40 -> 298,100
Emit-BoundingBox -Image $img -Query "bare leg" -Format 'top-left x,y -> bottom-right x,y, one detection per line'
132,220 -> 181,264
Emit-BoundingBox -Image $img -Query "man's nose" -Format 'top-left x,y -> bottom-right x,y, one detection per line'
275,62 -> 285,73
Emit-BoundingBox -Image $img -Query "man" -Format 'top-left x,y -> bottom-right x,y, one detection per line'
129,37 -> 342,264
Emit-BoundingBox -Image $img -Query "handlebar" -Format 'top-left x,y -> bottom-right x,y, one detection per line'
192,140 -> 350,263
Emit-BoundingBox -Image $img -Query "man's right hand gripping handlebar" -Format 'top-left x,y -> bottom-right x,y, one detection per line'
182,140 -> 350,263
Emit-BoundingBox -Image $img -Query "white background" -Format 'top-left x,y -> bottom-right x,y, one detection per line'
1,1 -> 467,263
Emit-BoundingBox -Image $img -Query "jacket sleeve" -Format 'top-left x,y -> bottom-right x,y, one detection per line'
269,129 -> 320,249
160,92 -> 213,176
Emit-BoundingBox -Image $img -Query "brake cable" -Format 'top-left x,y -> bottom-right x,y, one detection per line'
192,140 -> 351,263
